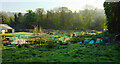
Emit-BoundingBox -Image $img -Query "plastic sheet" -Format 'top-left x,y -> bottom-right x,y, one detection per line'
77,41 -> 82,44
96,39 -> 103,43
84,39 -> 89,43
11,36 -> 30,40
59,36 -> 69,41
11,37 -> 15,40
89,40 -> 94,44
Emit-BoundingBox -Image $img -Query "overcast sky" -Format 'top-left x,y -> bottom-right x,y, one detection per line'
0,0 -> 106,13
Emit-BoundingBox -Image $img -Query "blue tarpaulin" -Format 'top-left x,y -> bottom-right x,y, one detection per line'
96,39 -> 103,43
84,39 -> 90,43
16,37 -> 18,40
89,40 -> 94,44
59,36 -> 69,41
11,36 -> 30,40
77,41 -> 82,44
11,37 -> 15,40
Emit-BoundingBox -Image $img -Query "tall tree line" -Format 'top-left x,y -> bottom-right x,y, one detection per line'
1,7 -> 106,31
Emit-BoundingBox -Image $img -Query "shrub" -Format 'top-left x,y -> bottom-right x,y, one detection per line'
2,40 -> 12,46
40,40 -> 46,44
23,44 -> 29,48
18,44 -> 22,48
2,38 -> 8,41
70,37 -> 85,42
64,33 -> 71,37
46,40 -> 55,48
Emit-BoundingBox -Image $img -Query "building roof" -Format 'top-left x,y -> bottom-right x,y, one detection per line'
0,24 -> 13,29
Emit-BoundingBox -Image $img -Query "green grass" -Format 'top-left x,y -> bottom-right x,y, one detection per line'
0,32 -> 33,37
2,43 -> 120,62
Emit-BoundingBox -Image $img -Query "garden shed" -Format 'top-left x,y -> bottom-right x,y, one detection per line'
0,24 -> 15,34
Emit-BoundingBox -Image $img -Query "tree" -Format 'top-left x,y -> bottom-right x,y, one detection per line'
1,13 -> 10,24
9,16 -> 14,26
14,13 -> 18,24
2,6 -> 106,31
80,9 -> 94,30
104,1 -> 120,34
92,15 -> 106,31
46,10 -> 55,29
35,8 -> 45,27
17,12 -> 23,23
57,7 -> 72,29
23,10 -> 38,29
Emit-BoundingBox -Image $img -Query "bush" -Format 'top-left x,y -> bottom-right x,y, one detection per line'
2,38 -> 8,41
64,33 -> 71,37
2,40 -> 12,46
70,37 -> 85,42
40,40 -> 46,44
18,44 -> 22,48
23,44 -> 29,48
46,40 -> 55,48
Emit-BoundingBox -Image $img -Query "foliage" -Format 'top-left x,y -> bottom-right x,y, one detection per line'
70,37 -> 85,42
23,10 -> 38,29
104,2 -> 120,34
46,40 -> 55,48
1,13 -> 10,24
1,7 -> 106,31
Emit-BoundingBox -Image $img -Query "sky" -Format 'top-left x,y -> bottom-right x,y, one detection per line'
0,0 -> 106,13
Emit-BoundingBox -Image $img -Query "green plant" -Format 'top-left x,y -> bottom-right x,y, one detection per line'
18,44 -> 22,48
23,44 -> 29,48
70,37 -> 85,41
46,40 -> 55,48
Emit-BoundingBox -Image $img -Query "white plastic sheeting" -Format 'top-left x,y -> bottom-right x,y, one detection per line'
11,39 -> 27,44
